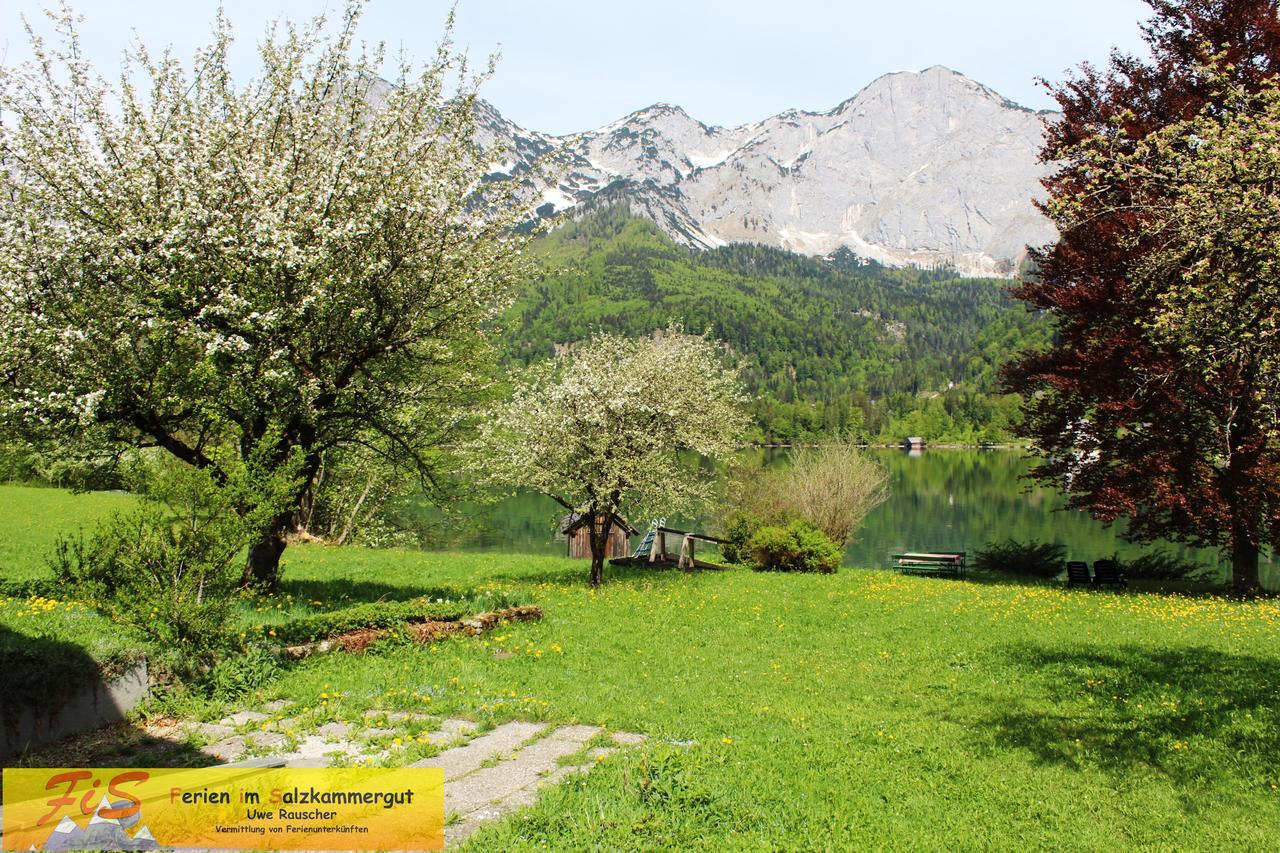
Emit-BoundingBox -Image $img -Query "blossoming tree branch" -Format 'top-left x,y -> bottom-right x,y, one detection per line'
0,2 -> 543,587
475,328 -> 747,587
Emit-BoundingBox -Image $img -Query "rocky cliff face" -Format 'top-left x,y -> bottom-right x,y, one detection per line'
478,66 -> 1058,277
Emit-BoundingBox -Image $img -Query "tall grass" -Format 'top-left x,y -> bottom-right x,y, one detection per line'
734,441 -> 889,545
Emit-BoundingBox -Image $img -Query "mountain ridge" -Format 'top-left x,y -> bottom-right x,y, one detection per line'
477,66 -> 1058,276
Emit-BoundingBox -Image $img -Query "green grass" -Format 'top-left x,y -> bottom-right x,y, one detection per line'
0,592 -> 146,708
255,545 -> 1280,850
0,486 -> 145,695
0,484 -> 134,584
4,486 -> 1280,848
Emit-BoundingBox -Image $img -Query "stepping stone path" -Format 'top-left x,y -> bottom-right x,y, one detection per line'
181,711 -> 646,846
421,722 -> 644,847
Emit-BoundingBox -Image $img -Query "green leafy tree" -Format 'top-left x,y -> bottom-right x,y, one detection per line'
1007,1 -> 1280,593
476,327 -> 747,586
0,2 -> 540,587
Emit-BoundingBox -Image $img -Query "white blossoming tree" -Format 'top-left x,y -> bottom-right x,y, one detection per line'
0,2 -> 540,587
477,328 -> 748,587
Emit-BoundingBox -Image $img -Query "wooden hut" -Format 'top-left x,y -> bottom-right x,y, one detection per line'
559,513 -> 638,560
902,436 -> 926,450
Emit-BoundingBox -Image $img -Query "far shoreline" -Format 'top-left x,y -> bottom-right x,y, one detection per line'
751,442 -> 1033,450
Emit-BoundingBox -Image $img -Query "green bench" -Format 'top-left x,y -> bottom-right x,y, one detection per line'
891,551 -> 966,577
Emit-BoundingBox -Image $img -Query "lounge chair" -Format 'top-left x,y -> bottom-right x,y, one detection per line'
1091,559 -> 1128,589
1065,561 -> 1092,588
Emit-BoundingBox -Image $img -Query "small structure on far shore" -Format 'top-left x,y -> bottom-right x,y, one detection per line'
560,513 -> 637,560
903,436 -> 926,450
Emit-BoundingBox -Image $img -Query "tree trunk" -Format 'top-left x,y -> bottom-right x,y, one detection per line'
1225,398 -> 1264,596
588,514 -> 608,587
1230,522 -> 1262,596
240,451 -> 323,590
243,528 -> 286,590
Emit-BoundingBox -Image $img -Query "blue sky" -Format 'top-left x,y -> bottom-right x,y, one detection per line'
2,0 -> 1153,134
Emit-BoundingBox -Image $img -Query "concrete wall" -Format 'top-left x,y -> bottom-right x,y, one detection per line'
1,657 -> 148,760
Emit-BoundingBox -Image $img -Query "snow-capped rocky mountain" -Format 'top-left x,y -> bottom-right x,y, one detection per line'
478,66 -> 1058,277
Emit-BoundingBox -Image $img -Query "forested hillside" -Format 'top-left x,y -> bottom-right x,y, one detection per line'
503,208 -> 1049,443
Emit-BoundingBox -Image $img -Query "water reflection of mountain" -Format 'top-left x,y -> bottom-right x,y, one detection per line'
410,450 -> 1275,589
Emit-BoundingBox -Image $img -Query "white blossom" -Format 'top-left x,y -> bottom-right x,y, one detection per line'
0,2 -> 546,543
473,326 -> 747,584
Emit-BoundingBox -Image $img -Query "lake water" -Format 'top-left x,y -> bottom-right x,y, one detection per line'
424,449 -> 1278,590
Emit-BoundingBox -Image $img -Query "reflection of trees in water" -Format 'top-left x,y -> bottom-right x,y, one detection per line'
399,491 -> 562,552
411,450 -> 1274,587
854,450 -> 1098,565
853,451 -> 1272,587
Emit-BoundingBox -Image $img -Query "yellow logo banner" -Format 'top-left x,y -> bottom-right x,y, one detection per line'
2,767 -> 443,851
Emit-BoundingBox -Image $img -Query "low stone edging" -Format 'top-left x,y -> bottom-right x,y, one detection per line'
282,605 -> 543,659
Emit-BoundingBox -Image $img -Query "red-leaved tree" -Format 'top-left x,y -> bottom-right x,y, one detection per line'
1005,0 -> 1280,593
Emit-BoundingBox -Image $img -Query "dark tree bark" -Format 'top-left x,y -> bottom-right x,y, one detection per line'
240,450 -> 323,591
1231,532 -> 1262,595
588,513 -> 609,588
1226,405 -> 1266,595
243,530 -> 287,589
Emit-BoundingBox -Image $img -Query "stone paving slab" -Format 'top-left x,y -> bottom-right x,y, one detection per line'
293,734 -> 362,761
443,763 -> 584,847
438,718 -> 477,738
281,757 -> 329,768
250,731 -> 289,750
493,763 -> 581,812
203,736 -> 248,762
183,721 -> 235,741
361,727 -> 399,739
551,724 -> 603,743
192,705 -> 646,847
444,728 -> 589,816
385,711 -> 430,723
410,721 -> 547,780
199,710 -> 480,768
436,724 -> 645,848
314,721 -> 351,740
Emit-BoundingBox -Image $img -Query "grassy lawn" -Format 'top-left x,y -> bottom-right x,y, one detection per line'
0,486 -> 145,688
0,484 -> 134,583
257,546 -> 1280,849
4,486 -> 1280,848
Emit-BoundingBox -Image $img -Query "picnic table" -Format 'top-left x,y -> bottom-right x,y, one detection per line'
891,551 -> 966,577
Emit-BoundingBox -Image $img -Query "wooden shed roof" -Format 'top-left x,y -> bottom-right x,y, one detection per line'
559,512 -> 639,536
